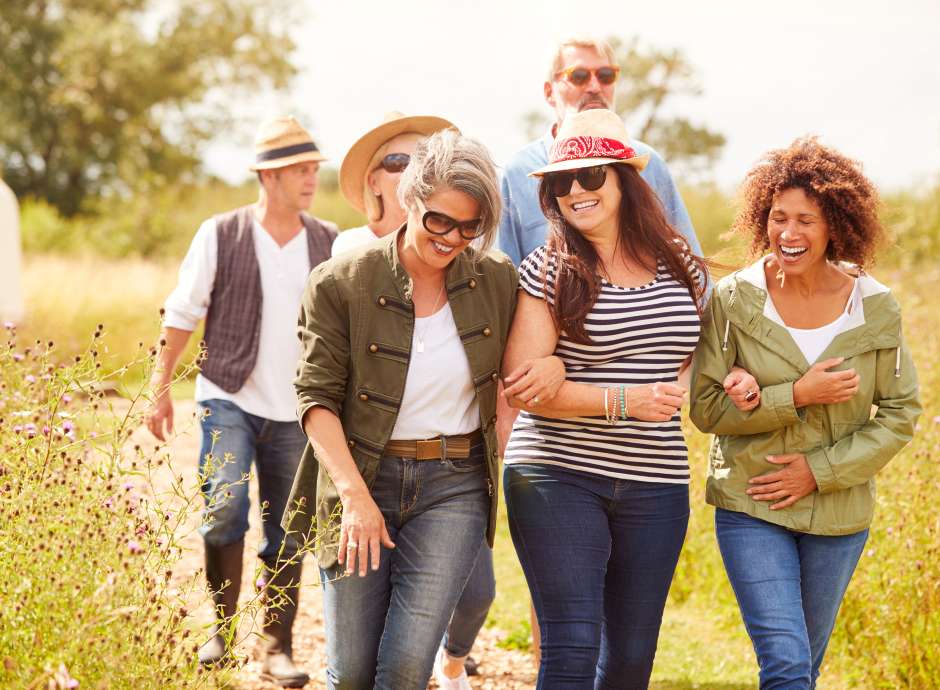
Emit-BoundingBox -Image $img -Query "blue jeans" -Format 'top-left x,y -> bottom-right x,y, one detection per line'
320,446 -> 489,690
443,540 -> 495,658
715,508 -> 868,690
505,463 -> 689,690
197,398 -> 307,559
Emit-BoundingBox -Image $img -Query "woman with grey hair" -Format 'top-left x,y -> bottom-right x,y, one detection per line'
286,128 -> 564,689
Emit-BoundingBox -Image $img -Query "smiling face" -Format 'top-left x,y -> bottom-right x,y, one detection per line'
553,165 -> 621,241
767,187 -> 830,276
402,186 -> 479,272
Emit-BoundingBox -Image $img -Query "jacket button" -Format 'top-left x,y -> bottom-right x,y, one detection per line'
359,393 -> 369,401
469,278 -> 477,289
369,344 -> 378,353
491,372 -> 499,381
378,296 -> 387,306
482,327 -> 492,337
489,415 -> 497,426
347,439 -> 356,448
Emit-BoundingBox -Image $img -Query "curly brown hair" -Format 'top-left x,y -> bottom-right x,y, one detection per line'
733,136 -> 886,268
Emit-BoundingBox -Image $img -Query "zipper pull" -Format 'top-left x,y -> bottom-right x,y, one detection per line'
486,478 -> 494,497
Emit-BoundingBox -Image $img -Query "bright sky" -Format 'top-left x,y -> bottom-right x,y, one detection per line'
206,0 -> 940,192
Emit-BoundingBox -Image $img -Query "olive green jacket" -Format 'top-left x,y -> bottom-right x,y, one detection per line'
690,258 -> 921,535
284,230 -> 518,567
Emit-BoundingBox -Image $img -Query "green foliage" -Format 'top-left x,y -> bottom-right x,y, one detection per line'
19,171 -> 366,259
0,0 -> 299,216
521,35 -> 726,177
0,327 -> 221,688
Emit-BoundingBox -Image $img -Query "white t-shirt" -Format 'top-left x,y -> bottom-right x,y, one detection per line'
389,302 -> 479,439
331,224 -> 380,256
163,217 -> 310,421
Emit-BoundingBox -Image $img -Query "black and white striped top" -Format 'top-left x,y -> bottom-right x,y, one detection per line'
504,246 -> 702,484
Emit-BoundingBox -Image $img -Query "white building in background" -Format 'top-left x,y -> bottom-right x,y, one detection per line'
0,177 -> 25,323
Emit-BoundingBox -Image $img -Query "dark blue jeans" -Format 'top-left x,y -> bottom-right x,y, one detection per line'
505,463 -> 689,690
320,446 -> 489,690
197,398 -> 307,559
715,508 -> 868,690
443,540 -> 495,658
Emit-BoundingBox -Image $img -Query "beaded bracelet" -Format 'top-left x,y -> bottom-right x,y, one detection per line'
619,385 -> 627,421
603,388 -> 612,425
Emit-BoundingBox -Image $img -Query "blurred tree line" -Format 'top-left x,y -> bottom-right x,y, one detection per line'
0,0 -> 299,216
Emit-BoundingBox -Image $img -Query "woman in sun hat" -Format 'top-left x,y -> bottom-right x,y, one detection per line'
332,111 -> 455,256
286,127 -> 565,690
500,108 -> 709,689
689,137 -> 921,689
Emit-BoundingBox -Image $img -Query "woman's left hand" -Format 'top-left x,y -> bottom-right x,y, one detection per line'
747,454 -> 818,509
503,356 -> 566,408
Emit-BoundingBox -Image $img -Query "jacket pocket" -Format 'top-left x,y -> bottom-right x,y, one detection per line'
364,341 -> 410,365
831,421 -> 866,444
356,387 -> 400,414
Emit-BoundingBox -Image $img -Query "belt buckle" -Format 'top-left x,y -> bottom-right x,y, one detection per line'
416,437 -> 446,460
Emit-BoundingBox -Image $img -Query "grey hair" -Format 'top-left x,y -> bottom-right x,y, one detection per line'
397,128 -> 501,253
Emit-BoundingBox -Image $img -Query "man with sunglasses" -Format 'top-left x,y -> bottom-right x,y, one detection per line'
498,36 -> 702,266
334,111 -> 455,256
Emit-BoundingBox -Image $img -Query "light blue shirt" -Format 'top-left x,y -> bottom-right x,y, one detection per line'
498,128 -> 702,266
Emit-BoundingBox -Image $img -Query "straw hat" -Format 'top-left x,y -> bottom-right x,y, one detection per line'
249,116 -> 327,171
339,111 -> 456,212
530,109 -> 649,177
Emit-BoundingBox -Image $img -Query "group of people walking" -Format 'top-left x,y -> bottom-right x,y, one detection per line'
147,35 -> 921,690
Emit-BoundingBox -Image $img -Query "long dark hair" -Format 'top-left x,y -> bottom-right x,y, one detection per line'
538,164 -> 708,344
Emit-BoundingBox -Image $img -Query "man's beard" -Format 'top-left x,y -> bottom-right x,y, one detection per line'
578,95 -> 610,111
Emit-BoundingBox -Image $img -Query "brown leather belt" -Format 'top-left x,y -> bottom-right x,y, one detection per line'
383,430 -> 483,460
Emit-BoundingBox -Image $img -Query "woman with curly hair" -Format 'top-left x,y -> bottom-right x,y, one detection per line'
690,137 -> 921,689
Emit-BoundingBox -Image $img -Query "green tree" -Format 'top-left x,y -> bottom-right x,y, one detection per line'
522,35 -> 726,177
0,0 -> 299,216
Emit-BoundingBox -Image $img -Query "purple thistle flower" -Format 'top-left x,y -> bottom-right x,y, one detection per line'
12,353 -> 23,362
127,540 -> 143,555
24,423 -> 37,438
3,321 -> 14,330
62,420 -> 75,432
24,374 -> 36,383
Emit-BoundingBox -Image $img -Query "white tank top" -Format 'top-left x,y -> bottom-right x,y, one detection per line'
389,302 -> 479,439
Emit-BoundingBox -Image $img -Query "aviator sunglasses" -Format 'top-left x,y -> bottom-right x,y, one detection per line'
376,152 -> 411,174
418,200 -> 485,240
554,65 -> 621,86
545,165 -> 608,197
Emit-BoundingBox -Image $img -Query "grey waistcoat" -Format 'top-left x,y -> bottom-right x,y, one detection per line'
201,205 -> 336,394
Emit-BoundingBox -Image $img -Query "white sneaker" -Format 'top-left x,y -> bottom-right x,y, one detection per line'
433,646 -> 471,690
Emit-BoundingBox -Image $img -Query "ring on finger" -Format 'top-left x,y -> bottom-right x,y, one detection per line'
744,389 -> 758,402
347,543 -> 358,550
532,395 -> 540,405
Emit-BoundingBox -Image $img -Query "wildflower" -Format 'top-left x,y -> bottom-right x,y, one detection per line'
52,663 -> 79,688
933,415 -> 940,424
122,481 -> 134,491
24,423 -> 37,438
12,353 -> 23,362
62,394 -> 73,404
42,425 -> 51,436
24,374 -> 35,383
3,321 -> 14,329
127,540 -> 143,555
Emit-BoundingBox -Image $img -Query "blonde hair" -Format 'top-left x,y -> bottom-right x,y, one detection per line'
548,36 -> 616,80
362,141 -> 392,223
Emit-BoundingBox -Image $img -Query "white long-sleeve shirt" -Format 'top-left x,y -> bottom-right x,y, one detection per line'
163,217 -> 310,421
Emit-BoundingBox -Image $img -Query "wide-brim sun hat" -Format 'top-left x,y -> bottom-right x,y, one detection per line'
249,115 -> 327,171
339,111 -> 456,213
529,109 -> 650,177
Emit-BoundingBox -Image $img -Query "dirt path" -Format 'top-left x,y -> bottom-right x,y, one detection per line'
131,400 -> 537,689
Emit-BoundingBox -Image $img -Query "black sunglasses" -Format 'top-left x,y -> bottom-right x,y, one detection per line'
420,203 -> 485,241
376,153 -> 410,174
545,165 -> 608,197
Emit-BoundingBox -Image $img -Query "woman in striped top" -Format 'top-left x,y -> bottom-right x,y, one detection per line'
500,109 -> 709,689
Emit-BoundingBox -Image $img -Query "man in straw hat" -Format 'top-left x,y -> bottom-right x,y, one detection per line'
333,111 -> 454,256
147,116 -> 337,687
498,35 -> 702,266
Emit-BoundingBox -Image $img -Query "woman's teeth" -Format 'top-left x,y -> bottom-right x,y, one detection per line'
572,200 -> 598,211
780,245 -> 808,257
432,241 -> 454,254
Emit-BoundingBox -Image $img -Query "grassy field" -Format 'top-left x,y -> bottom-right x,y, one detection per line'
9,179 -> 940,687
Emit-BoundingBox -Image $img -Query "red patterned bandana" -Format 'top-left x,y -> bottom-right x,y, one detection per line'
550,135 -> 636,163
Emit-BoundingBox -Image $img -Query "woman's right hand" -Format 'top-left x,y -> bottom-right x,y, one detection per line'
793,357 -> 860,407
337,490 -> 395,577
626,382 -> 687,422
